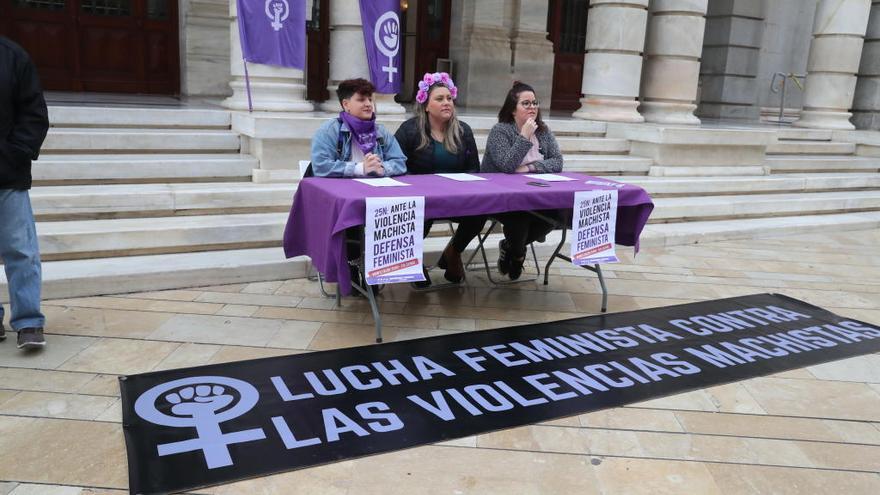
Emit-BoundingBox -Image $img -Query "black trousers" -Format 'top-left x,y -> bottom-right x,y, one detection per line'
495,210 -> 561,256
423,215 -> 488,253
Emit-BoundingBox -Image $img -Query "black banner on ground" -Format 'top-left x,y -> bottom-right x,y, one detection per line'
120,293 -> 880,494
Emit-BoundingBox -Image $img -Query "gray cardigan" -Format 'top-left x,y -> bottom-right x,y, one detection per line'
480,121 -> 563,173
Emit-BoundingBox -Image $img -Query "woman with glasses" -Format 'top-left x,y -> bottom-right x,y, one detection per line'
481,81 -> 564,280
395,72 -> 485,286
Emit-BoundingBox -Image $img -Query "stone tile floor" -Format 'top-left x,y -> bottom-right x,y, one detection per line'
1,229 -> 879,494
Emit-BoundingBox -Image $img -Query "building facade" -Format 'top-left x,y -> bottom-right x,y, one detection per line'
1,0 -> 878,130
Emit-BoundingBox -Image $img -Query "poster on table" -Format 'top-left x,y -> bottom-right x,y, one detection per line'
571,189 -> 619,265
364,196 -> 426,285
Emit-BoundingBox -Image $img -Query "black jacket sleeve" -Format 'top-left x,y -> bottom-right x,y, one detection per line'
460,122 -> 480,173
0,41 -> 48,189
11,50 -> 49,161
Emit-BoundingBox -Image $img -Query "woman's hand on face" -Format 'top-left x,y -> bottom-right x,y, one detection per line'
520,118 -> 538,140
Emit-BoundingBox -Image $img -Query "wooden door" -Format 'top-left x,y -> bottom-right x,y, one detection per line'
414,0 -> 451,85
548,0 -> 588,111
0,0 -> 78,90
0,0 -> 180,94
306,0 -> 330,102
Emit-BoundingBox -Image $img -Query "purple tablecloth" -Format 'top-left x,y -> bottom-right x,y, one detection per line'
283,173 -> 654,295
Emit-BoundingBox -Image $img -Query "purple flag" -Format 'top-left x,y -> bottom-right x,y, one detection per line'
236,0 -> 305,69
359,0 -> 402,94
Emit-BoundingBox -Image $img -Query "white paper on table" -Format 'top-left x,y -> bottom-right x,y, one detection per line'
434,173 -> 487,181
524,173 -> 576,182
353,177 -> 411,187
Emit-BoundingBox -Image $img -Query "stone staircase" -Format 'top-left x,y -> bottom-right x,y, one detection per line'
1,106 -> 879,300
15,106 -> 302,299
633,126 -> 880,245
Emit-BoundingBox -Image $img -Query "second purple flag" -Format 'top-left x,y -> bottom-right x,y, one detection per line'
359,0 -> 402,94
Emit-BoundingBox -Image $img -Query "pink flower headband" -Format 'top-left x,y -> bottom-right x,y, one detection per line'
416,72 -> 457,104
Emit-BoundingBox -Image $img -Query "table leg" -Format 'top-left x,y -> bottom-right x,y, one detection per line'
544,226 -> 567,286
595,264 -> 608,313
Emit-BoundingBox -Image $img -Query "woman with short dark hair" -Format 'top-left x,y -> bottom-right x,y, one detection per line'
481,81 -> 564,280
310,78 -> 407,178
308,78 -> 408,294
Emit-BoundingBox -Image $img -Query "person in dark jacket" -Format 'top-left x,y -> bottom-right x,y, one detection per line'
481,81 -> 564,280
0,36 -> 50,349
394,72 -> 485,285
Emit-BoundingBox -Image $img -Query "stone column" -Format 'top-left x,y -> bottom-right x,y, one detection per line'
180,0 -> 232,98
510,1 -> 555,101
853,0 -> 880,130
794,0 -> 872,129
319,0 -> 405,114
450,0 -> 515,108
222,0 -> 313,111
639,0 -> 708,124
573,0 -> 649,122
697,0 -> 765,120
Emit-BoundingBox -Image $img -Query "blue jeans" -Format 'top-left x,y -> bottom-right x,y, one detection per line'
0,189 -> 45,330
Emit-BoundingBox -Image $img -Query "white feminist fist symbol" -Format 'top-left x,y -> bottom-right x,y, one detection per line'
374,11 -> 400,83
134,376 -> 266,469
265,0 -> 290,31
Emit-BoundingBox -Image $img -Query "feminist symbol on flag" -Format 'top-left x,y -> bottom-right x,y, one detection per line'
374,11 -> 400,83
265,0 -> 290,31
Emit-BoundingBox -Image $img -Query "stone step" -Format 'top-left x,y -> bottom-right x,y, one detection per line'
766,140 -> 856,155
29,182 -> 295,219
766,155 -> 880,173
1,247 -> 309,301
48,105 -> 231,129
32,154 -> 256,183
776,128 -> 832,141
37,212 -> 288,259
5,212 -> 880,301
30,172 -> 880,220
619,173 -> 880,196
0,235 -> 493,301
43,128 -> 241,153
563,155 -> 653,175
35,187 -> 880,260
640,211 -> 880,248
455,115 -> 607,135
651,190 -> 880,221
473,135 -> 628,153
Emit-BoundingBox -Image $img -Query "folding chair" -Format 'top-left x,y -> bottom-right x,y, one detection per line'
465,218 -> 541,285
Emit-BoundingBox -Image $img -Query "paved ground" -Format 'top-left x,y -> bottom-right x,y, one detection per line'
1,229 -> 879,494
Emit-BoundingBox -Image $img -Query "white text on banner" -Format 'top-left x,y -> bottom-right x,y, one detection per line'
571,190 -> 619,265
365,197 -> 426,285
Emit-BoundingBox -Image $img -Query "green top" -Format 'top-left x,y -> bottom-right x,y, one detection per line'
431,139 -> 461,173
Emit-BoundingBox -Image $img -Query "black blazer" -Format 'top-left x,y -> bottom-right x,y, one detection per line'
0,37 -> 49,190
394,117 -> 479,175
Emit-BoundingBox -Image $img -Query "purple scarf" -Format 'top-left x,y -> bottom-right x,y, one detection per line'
339,111 -> 378,156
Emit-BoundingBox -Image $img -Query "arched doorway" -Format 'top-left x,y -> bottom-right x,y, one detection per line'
0,0 -> 180,94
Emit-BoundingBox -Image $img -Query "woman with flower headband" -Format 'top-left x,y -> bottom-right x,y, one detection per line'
394,72 -> 484,285
481,81 -> 564,281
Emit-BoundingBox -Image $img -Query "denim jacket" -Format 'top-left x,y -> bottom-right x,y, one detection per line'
309,117 -> 408,178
